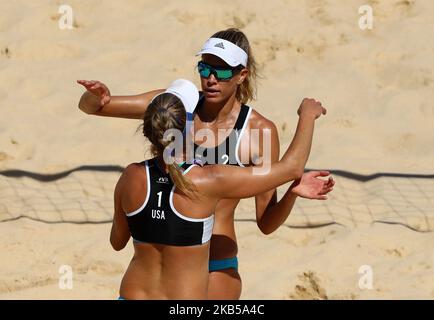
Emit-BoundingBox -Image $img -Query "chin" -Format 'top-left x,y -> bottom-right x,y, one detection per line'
203,93 -> 224,103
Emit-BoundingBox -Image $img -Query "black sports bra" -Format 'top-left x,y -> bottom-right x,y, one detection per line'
125,158 -> 214,246
193,93 -> 252,167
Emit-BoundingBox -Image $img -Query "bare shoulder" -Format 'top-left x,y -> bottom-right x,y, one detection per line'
185,164 -> 215,181
247,108 -> 278,133
123,162 -> 146,178
185,164 -> 222,187
117,162 -> 147,192
244,108 -> 280,160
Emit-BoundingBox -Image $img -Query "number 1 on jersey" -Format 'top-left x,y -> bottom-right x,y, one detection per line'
157,191 -> 163,208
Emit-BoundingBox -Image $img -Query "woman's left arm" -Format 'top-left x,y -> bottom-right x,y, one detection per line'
254,118 -> 334,235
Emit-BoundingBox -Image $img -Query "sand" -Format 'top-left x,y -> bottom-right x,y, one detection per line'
0,218 -> 433,300
0,0 -> 433,299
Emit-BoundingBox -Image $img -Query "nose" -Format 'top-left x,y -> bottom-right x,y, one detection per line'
207,72 -> 218,85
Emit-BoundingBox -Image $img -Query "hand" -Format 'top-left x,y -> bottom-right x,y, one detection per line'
77,80 -> 111,106
297,98 -> 327,119
289,171 -> 334,200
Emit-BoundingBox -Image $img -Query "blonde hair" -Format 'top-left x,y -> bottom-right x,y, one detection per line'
211,28 -> 258,104
141,93 -> 196,195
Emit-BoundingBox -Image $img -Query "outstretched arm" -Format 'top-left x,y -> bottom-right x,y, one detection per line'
198,101 -> 325,200
77,80 -> 164,119
255,99 -> 333,234
249,117 -> 282,234
256,171 -> 335,234
252,118 -> 301,235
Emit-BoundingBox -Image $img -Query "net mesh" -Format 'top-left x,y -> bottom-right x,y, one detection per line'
1,166 -> 433,232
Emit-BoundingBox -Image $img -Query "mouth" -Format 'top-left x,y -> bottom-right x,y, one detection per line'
204,88 -> 220,97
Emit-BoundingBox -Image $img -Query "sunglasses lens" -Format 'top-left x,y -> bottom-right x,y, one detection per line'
198,63 -> 211,78
215,69 -> 233,80
199,69 -> 211,78
198,62 -> 235,80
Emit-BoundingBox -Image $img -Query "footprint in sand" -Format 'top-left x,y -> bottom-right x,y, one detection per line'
89,260 -> 125,275
294,37 -> 329,60
328,292 -> 358,300
253,38 -> 291,65
386,247 -> 406,258
75,259 -> 124,275
170,10 -> 198,25
418,262 -> 427,267
1,47 -> 11,58
373,0 -> 418,19
288,271 -> 328,300
333,117 -> 356,128
339,33 -> 350,46
0,276 -> 57,294
395,0 -> 418,17
375,64 -> 433,90
229,13 -> 256,29
308,0 -> 334,26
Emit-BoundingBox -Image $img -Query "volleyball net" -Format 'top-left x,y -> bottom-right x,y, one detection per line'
1,166 -> 433,232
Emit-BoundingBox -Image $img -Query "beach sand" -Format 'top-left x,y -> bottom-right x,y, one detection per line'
0,0 -> 433,299
0,218 -> 433,300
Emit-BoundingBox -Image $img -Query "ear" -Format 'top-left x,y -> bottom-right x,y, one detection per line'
237,68 -> 249,85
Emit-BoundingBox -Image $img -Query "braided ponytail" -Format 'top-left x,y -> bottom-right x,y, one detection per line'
141,93 -> 197,195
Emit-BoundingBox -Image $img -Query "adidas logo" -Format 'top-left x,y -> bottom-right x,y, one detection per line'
157,177 -> 169,184
214,42 -> 225,49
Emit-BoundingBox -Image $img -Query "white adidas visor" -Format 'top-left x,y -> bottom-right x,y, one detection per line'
151,79 -> 199,118
196,37 -> 248,67
165,79 -> 199,116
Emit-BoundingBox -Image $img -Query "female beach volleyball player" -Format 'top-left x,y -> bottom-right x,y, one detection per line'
78,28 -> 334,299
110,79 -> 327,299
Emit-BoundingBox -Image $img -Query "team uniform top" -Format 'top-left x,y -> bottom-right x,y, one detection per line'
126,93 -> 251,246
193,93 -> 252,167
125,158 -> 214,247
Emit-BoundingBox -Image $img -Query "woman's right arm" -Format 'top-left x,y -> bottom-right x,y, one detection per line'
197,98 -> 326,200
77,80 -> 164,119
110,168 -> 131,251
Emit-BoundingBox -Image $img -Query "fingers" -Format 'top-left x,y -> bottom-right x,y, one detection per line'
101,95 -> 111,106
313,99 -> 326,115
325,177 -> 335,188
77,80 -> 98,89
77,80 -> 96,85
318,174 -> 334,185
89,80 -> 105,90
312,170 -> 330,177
309,174 -> 334,200
320,178 -> 334,194
319,186 -> 333,195
317,195 -> 328,200
90,82 -> 103,90
77,80 -> 89,87
318,186 -> 333,195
